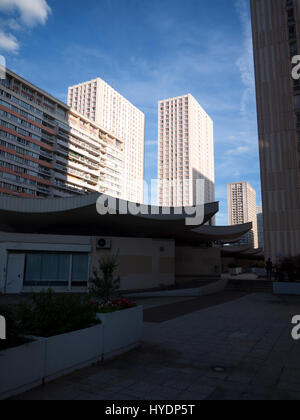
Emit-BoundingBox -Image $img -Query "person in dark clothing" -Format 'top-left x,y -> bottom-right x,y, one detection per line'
266,258 -> 273,281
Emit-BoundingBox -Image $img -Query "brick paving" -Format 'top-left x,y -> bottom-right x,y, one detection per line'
13,292 -> 300,400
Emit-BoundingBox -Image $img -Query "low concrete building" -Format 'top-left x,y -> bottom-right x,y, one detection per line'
0,194 -> 252,294
0,233 -> 175,293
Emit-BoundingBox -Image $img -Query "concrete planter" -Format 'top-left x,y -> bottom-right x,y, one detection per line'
229,267 -> 243,276
0,324 -> 103,400
273,282 -> 300,296
0,307 -> 143,399
40,324 -> 104,383
97,306 -> 143,360
0,339 -> 45,400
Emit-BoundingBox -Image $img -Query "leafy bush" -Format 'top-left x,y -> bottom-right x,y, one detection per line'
294,255 -> 300,280
276,255 -> 300,282
0,305 -> 28,351
228,262 -> 238,269
90,254 -> 120,303
254,261 -> 266,269
17,290 -> 101,338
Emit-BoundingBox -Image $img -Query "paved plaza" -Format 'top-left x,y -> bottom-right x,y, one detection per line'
13,292 -> 300,400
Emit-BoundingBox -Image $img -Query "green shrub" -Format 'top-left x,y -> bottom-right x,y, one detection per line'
228,262 -> 238,269
17,289 -> 101,338
255,261 -> 266,269
276,255 -> 300,282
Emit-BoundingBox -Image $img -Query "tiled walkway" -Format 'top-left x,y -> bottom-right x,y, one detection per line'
14,292 -> 300,400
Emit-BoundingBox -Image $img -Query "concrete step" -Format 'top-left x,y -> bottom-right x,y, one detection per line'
226,279 -> 273,293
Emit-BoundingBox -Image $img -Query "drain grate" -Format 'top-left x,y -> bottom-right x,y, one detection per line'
212,366 -> 227,373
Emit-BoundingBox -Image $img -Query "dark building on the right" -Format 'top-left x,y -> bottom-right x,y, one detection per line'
251,0 -> 300,260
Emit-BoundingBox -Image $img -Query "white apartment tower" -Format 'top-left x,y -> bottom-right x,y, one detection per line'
158,94 -> 215,210
228,182 -> 259,249
68,78 -> 145,204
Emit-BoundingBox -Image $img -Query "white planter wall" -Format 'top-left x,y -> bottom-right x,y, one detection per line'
229,268 -> 243,276
273,282 -> 300,296
0,340 -> 45,400
97,306 -> 143,360
0,307 -> 143,400
41,324 -> 104,382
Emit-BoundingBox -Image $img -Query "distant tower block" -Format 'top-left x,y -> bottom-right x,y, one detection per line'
228,182 -> 258,249
158,94 -> 215,223
68,78 -> 145,204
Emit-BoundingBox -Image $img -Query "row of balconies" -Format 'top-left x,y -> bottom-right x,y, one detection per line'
68,143 -> 100,164
68,152 -> 100,170
56,141 -> 100,167
55,156 -> 99,177
53,179 -> 88,194
54,169 -> 98,187
56,136 -> 101,158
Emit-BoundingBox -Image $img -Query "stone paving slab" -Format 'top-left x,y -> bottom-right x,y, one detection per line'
12,292 -> 300,401
143,291 -> 248,323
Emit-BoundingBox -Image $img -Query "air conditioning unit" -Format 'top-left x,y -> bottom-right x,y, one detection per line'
96,238 -> 112,250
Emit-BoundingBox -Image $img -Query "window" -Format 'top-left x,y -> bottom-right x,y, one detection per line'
290,41 -> 298,57
289,25 -> 296,40
24,252 -> 89,289
72,254 -> 89,287
295,95 -> 300,110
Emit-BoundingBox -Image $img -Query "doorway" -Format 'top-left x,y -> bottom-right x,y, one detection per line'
5,253 -> 25,294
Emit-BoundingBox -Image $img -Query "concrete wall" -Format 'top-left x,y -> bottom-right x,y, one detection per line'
251,0 -> 300,259
90,237 -> 175,291
0,233 -> 91,294
0,232 -> 224,294
175,246 -> 221,280
0,232 -> 175,293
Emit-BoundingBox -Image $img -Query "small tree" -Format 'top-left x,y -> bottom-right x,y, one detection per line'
91,254 -> 120,302
276,257 -> 298,282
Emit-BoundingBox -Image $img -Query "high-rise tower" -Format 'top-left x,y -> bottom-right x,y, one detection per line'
68,78 -> 145,204
158,94 -> 215,213
228,182 -> 259,249
251,0 -> 300,259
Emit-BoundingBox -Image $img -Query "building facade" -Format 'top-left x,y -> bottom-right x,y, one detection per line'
68,78 -> 145,204
228,182 -> 259,249
0,69 -> 125,200
251,0 -> 300,259
158,94 -> 215,211
0,194 -> 251,295
257,206 -> 264,250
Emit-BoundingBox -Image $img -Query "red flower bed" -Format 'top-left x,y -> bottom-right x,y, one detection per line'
111,298 -> 136,309
93,298 -> 137,313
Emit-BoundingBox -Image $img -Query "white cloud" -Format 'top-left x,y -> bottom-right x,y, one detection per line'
6,18 -> 22,31
226,146 -> 250,156
145,140 -> 157,147
0,0 -> 51,26
0,30 -> 19,53
0,0 -> 51,54
235,0 -> 255,116
216,212 -> 228,227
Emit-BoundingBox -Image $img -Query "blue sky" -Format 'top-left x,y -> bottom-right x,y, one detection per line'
0,0 -> 261,225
